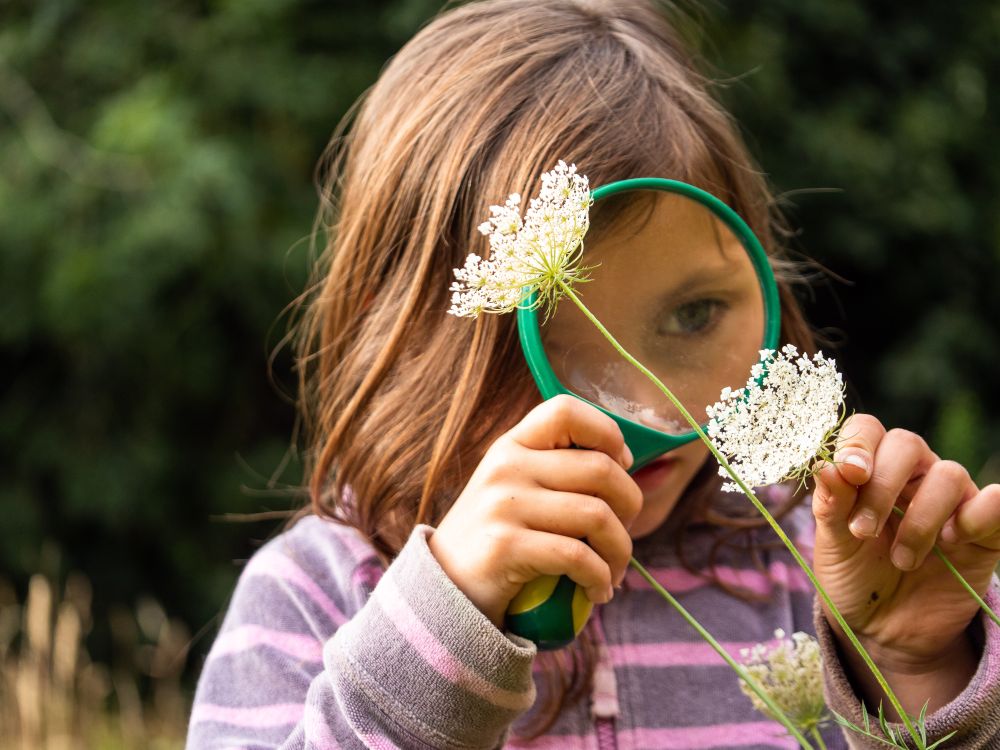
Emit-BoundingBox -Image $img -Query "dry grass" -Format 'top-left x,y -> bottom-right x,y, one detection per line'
0,573 -> 190,750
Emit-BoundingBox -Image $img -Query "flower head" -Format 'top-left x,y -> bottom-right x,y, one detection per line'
707,344 -> 845,492
448,161 -> 594,320
739,629 -> 828,732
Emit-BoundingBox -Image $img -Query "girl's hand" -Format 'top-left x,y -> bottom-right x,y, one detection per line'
428,395 -> 642,628
811,414 -> 1000,715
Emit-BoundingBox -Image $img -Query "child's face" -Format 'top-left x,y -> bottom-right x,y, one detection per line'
541,192 -> 766,538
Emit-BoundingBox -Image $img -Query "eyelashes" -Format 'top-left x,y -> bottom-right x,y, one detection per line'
655,298 -> 729,337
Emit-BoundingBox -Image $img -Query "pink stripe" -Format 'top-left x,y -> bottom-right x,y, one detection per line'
351,560 -> 384,590
608,641 -> 762,668
625,562 -> 811,595
210,624 -> 323,663
246,551 -> 346,626
336,523 -> 381,566
357,733 -> 402,750
304,703 -> 339,749
191,702 -> 303,728
506,733 -> 594,749
377,576 -> 533,711
621,722 -> 798,748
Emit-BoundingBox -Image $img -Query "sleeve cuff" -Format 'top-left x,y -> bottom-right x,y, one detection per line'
815,578 -> 1000,748
328,524 -> 536,749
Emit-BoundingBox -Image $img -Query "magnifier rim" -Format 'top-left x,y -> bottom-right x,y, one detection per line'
516,177 -> 781,470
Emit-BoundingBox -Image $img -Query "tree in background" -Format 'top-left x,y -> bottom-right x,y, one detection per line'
1,0 -> 997,696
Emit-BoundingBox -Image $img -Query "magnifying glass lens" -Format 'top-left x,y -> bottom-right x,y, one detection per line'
541,191 -> 766,436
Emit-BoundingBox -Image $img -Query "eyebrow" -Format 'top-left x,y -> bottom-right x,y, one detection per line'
654,261 -> 752,303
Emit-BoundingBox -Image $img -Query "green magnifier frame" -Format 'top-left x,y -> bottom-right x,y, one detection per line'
505,178 -> 782,650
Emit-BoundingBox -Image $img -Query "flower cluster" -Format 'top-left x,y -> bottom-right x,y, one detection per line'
448,161 -> 593,320
740,629 -> 828,732
706,344 -> 845,492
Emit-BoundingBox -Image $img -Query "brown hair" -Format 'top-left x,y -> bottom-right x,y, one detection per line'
292,0 -> 816,738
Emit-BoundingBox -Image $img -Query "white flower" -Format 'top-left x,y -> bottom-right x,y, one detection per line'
740,629 -> 828,732
707,344 -> 845,492
448,161 -> 594,320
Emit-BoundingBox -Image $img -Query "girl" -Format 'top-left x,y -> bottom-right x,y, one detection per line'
186,1 -> 1000,748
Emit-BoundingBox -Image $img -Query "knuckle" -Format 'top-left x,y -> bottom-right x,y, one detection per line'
480,440 -> 515,477
933,459 -> 969,486
487,490 -> 519,518
482,524 -> 516,559
863,473 -> 896,501
549,394 -> 579,422
840,414 -> 882,445
581,498 -> 612,531
900,519 -> 934,546
478,461 -> 506,487
811,488 -> 836,520
886,428 -> 924,453
561,539 -> 589,568
590,451 -> 619,482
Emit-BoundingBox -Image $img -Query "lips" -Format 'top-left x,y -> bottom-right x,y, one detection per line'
631,456 -> 676,493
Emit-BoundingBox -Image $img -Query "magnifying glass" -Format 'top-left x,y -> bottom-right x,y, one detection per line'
505,178 -> 781,650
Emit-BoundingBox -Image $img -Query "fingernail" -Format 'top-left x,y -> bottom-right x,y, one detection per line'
941,522 -> 959,545
606,584 -> 615,602
842,453 -> 870,473
849,509 -> 879,538
622,444 -> 634,468
892,545 -> 916,571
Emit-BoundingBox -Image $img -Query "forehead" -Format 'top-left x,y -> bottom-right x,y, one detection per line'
583,191 -> 752,292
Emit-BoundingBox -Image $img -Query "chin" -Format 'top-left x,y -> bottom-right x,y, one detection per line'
629,484 -> 683,539
629,448 -> 708,538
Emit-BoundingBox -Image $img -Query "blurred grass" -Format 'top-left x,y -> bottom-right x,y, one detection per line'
0,573 -> 187,749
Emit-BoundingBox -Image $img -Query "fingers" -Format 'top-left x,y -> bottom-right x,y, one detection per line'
890,461 -> 975,570
509,394 -> 632,469
811,414 -> 883,544
513,490 -> 633,587
851,429 -> 936,539
508,529 -> 617,604
942,483 -> 1000,549
831,413 -> 884,487
522,447 -> 643,529
812,460 -> 862,546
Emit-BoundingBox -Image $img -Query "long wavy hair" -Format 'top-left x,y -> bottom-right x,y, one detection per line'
292,0 -> 817,737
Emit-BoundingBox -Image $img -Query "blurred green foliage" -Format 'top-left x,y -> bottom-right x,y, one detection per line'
1,0 -> 997,680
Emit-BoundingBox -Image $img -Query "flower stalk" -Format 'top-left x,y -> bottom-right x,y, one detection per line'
558,282 -> 924,746
629,557 -> 815,748
888,506 -> 1000,630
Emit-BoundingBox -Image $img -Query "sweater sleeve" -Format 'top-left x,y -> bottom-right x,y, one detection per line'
186,521 -> 537,750
814,580 -> 1000,749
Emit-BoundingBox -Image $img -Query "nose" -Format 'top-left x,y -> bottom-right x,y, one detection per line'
598,360 -> 692,435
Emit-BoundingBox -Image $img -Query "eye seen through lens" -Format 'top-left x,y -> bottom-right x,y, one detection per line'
541,191 -> 767,436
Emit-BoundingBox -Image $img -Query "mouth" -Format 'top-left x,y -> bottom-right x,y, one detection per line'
630,455 -> 676,493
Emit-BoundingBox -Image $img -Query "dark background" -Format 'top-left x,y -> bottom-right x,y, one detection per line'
2,0 -> 997,691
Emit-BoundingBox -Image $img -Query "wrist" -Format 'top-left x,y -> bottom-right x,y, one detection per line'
826,617 -> 979,720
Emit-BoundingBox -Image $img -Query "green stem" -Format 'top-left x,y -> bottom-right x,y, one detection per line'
629,556 -> 813,749
810,726 -> 828,750
889,507 -> 1000,630
559,284 -> 923,746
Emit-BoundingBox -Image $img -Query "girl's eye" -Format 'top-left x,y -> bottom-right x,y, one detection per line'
657,298 -> 726,336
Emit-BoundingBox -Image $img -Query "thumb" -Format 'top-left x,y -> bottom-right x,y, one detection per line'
812,461 -> 862,550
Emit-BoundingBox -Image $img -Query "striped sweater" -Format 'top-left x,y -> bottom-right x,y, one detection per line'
187,492 -> 1000,749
